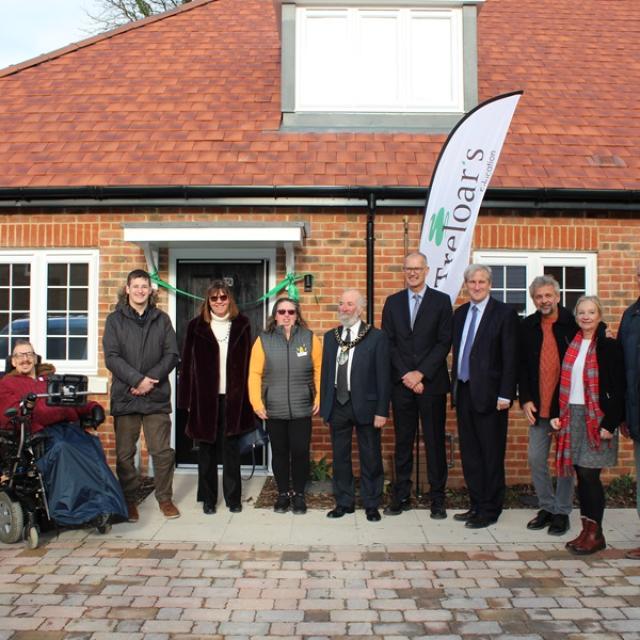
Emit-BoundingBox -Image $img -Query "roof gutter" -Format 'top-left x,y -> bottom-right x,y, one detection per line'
0,185 -> 639,211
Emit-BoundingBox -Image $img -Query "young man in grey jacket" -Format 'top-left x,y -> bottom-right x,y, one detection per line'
103,269 -> 180,522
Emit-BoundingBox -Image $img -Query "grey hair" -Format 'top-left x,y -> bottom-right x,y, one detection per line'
341,288 -> 366,309
529,275 -> 560,298
404,252 -> 428,267
464,264 -> 492,283
574,295 -> 604,319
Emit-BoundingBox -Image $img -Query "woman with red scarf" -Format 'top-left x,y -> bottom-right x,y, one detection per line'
550,296 -> 625,555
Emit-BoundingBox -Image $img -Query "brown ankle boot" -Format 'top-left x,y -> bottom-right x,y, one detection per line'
571,518 -> 605,555
565,516 -> 587,551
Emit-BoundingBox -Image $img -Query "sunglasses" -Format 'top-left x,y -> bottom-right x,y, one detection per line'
276,309 -> 296,316
209,294 -> 228,302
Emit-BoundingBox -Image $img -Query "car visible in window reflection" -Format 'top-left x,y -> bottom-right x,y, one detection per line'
0,315 -> 88,362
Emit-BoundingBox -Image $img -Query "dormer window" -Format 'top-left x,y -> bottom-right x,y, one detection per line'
278,0 -> 484,131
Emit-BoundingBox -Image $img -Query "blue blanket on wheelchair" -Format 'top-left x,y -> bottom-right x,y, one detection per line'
36,423 -> 127,526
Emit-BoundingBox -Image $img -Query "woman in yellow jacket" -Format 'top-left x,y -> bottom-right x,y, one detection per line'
249,297 -> 321,514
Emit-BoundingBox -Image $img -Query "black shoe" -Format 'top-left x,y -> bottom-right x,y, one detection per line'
274,493 -> 290,513
383,499 -> 411,516
430,505 -> 447,520
327,505 -> 355,518
203,502 -> 216,515
465,515 -> 498,529
366,508 -> 381,522
228,504 -> 242,513
453,509 -> 476,522
527,509 -> 553,530
291,493 -> 307,515
547,513 -> 570,535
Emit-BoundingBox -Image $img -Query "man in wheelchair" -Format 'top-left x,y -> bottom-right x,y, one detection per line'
0,340 -> 127,544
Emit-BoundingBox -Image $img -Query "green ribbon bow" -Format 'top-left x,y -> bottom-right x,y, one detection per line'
258,272 -> 309,303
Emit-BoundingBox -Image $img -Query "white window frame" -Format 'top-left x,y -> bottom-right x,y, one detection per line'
473,250 -> 597,316
295,6 -> 464,113
0,250 -> 99,374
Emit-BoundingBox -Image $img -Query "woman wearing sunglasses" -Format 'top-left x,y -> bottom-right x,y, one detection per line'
178,280 -> 254,514
249,297 -> 322,514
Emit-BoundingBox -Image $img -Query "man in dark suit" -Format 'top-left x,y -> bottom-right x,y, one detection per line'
320,289 -> 391,522
381,252 -> 452,519
451,264 -> 519,528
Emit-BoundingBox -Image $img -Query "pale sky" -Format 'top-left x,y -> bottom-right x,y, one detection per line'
0,0 -> 104,69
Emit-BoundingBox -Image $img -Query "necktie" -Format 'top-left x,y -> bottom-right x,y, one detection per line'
336,328 -> 351,405
410,293 -> 422,329
458,305 -> 478,383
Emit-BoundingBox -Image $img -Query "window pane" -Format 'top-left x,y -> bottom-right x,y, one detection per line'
69,315 -> 87,336
12,289 -> 30,311
0,313 -> 8,334
48,263 -> 67,287
506,266 -> 526,289
47,289 -> 67,311
565,267 -> 585,289
69,289 -> 88,311
9,314 -> 29,336
489,266 -> 504,288
565,291 -> 581,312
69,264 -> 88,286
12,264 -> 30,287
544,267 -> 563,288
0,288 -> 8,310
47,337 -> 66,359
0,337 -> 7,360
47,314 -> 67,336
69,338 -> 87,360
0,264 -> 8,286
491,291 -> 504,302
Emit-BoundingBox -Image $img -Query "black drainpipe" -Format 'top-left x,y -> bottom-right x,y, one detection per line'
366,192 -> 376,324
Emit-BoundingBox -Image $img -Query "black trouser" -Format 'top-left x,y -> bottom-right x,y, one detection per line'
390,385 -> 447,505
574,465 -> 605,524
455,382 -> 508,520
329,399 -> 383,510
266,417 -> 312,494
196,396 -> 241,507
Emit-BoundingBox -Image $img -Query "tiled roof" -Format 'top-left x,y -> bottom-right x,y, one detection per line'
0,0 -> 638,190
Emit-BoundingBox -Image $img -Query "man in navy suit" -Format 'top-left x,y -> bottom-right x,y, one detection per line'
320,289 -> 391,522
451,264 -> 519,529
381,252 -> 453,519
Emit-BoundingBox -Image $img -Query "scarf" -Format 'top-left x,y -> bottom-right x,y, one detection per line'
555,331 -> 603,476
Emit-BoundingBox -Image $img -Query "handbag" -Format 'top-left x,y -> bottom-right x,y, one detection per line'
238,422 -> 269,480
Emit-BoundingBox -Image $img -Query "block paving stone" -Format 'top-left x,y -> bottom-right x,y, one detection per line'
0,541 -> 639,638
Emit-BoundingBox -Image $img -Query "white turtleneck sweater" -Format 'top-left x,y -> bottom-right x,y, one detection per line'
210,313 -> 231,394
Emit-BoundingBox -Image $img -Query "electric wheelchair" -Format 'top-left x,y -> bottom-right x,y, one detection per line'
0,373 -> 126,548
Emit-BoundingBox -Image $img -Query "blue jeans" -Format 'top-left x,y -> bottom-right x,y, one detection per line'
528,420 -> 574,515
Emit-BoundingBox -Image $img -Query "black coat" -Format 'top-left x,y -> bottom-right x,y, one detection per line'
381,286 -> 452,395
618,298 -> 640,440
178,314 -> 254,443
320,325 -> 391,425
103,303 -> 179,416
518,305 -> 578,423
452,297 -> 520,414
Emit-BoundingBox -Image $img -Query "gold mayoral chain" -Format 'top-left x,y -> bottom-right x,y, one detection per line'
334,324 -> 371,365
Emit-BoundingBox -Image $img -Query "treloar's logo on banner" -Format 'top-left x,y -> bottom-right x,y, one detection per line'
420,91 -> 523,303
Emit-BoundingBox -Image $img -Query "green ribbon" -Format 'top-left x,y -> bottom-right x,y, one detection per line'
150,270 -> 311,305
149,270 -> 204,302
257,272 -> 308,303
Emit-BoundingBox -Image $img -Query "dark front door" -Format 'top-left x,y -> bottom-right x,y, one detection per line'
174,259 -> 268,466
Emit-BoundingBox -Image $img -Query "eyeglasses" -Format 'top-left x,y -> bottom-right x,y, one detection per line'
209,294 -> 228,302
276,309 -> 296,316
403,267 -> 425,273
12,351 -> 36,360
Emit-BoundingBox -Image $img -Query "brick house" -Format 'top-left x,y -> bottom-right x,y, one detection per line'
0,0 -> 638,486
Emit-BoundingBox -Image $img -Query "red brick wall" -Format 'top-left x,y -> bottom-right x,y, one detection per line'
1,205 -> 638,486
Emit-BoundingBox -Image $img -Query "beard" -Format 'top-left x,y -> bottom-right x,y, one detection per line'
339,312 -> 359,328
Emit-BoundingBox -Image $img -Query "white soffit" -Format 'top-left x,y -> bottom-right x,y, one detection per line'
122,222 -> 308,248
